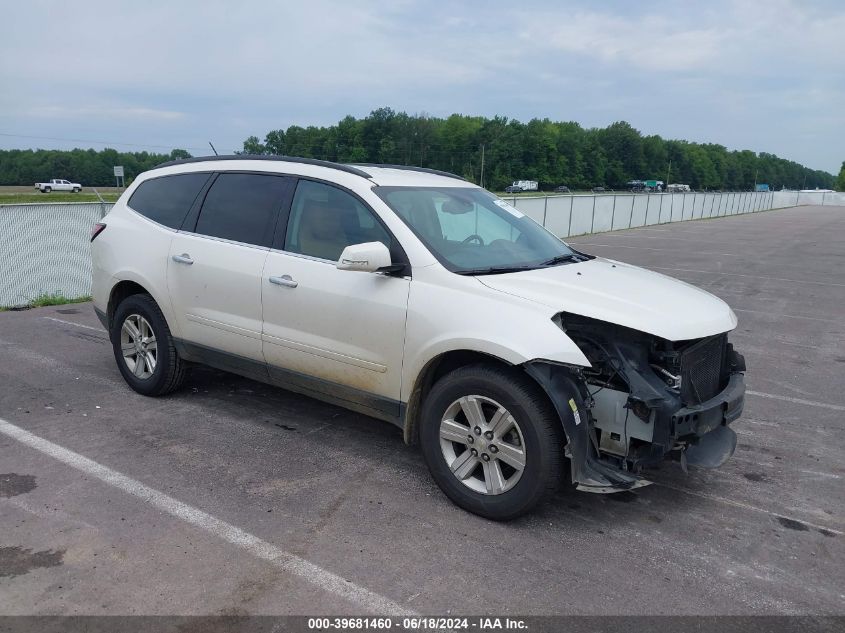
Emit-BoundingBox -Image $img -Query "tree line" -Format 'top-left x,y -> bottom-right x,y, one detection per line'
0,148 -> 191,187
241,108 -> 835,191
0,109 -> 836,191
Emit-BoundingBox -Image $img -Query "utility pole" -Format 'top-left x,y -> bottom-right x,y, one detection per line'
480,144 -> 485,188
666,159 -> 671,186
754,169 -> 758,191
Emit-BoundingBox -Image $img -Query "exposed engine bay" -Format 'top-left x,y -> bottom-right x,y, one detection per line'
526,313 -> 746,493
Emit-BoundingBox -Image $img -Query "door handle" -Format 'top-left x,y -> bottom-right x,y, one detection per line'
172,253 -> 194,265
269,274 -> 298,288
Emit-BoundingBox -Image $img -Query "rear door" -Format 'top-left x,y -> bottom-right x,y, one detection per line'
167,172 -> 294,372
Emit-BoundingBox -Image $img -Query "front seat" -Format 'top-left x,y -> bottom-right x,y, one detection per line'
395,198 -> 443,245
296,200 -> 348,261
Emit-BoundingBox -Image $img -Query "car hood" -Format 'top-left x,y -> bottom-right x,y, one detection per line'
477,257 -> 737,341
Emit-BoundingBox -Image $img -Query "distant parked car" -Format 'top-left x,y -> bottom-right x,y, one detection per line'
553,185 -> 571,193
591,186 -> 606,193
511,180 -> 539,192
666,184 -> 691,193
504,185 -> 524,193
35,179 -> 82,193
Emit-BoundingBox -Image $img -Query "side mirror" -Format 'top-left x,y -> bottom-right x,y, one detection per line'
336,241 -> 393,273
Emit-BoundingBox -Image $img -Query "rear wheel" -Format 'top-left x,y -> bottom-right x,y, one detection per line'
420,364 -> 564,520
111,293 -> 185,396
72,187 -> 80,193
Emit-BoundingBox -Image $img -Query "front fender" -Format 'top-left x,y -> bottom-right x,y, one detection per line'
401,331 -> 590,404
524,360 -> 646,492
401,275 -> 591,403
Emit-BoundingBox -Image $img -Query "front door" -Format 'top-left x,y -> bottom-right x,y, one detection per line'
261,179 -> 410,420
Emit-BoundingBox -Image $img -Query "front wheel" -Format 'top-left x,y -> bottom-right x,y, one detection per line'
44,187 -> 51,193
420,364 -> 565,520
111,293 -> 186,396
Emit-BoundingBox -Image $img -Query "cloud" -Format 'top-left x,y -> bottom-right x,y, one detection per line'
26,106 -> 184,121
517,13 -> 724,72
0,0 -> 842,171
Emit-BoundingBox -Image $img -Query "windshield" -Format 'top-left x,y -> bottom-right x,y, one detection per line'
374,186 -> 587,274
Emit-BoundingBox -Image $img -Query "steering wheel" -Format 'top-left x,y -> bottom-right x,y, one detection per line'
462,234 -> 485,246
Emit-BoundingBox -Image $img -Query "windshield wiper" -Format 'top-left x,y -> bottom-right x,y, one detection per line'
455,265 -> 539,276
541,253 -> 583,266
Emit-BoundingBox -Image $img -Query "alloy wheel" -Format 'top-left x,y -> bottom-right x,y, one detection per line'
120,314 -> 157,380
439,395 -> 526,495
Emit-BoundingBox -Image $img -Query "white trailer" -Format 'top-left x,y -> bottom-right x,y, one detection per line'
512,180 -> 538,191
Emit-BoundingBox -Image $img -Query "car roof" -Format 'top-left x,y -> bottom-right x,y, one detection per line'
150,155 -> 473,189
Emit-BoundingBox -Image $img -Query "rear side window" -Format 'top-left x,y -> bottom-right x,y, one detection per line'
128,173 -> 211,229
194,173 -> 288,247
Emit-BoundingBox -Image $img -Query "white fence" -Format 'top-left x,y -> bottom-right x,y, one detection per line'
0,202 -> 110,308
503,190 -> 845,238
0,191 -> 843,307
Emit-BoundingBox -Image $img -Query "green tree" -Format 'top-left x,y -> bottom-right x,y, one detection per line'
0,113 -> 834,190
240,135 -> 266,155
0,147 -> 193,185
836,161 -> 845,191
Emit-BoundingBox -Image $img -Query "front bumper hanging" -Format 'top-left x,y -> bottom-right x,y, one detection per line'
526,353 -> 746,494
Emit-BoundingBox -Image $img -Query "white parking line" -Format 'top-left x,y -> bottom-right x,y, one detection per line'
647,266 -> 845,288
732,308 -> 841,324
42,316 -> 104,332
575,242 -> 743,258
747,390 -> 845,412
601,233 -> 757,245
653,482 -> 843,536
0,417 -> 415,616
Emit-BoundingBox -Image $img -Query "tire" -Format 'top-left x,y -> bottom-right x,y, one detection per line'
44,187 -> 51,193
420,364 -> 564,520
72,187 -> 80,193
111,293 -> 186,396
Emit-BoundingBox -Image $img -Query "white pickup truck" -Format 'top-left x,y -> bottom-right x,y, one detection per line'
34,179 -> 82,193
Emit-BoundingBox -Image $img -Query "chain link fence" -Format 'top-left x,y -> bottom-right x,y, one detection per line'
1,191 -> 843,307
0,202 -> 111,307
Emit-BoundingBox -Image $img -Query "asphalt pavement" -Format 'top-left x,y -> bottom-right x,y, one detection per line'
1,204 -> 843,616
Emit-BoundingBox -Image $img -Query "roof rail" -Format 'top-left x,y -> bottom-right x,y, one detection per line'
154,154 -> 373,178
353,164 -> 468,182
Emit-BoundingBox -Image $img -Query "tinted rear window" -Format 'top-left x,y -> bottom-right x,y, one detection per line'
128,173 -> 211,229
194,173 -> 288,247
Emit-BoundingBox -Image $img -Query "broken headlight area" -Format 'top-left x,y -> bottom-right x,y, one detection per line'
554,313 -> 746,482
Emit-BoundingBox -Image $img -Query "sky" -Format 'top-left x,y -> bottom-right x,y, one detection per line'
2,0 -> 843,173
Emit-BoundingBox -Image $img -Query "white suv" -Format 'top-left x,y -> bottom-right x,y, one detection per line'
91,156 -> 746,520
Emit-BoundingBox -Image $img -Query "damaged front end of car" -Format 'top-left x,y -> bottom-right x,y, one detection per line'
525,313 -> 746,493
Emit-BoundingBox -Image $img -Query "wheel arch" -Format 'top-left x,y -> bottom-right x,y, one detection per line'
402,349 -> 569,448
403,349 -> 510,445
106,277 -> 174,336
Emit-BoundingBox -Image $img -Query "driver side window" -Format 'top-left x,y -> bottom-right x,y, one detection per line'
284,180 -> 392,262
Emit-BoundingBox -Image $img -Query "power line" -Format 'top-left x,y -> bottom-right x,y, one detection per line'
0,132 -> 220,154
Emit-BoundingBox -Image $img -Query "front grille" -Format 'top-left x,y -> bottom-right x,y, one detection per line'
680,334 -> 726,405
